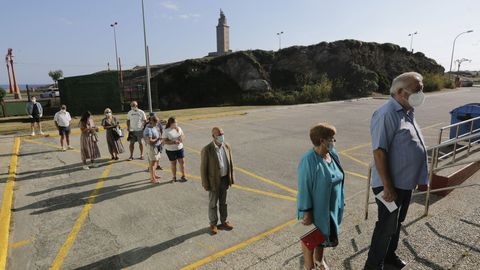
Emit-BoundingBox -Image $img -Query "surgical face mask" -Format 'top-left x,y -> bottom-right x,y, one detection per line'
406,90 -> 425,107
106,112 -> 112,117
327,142 -> 335,151
31,99 -> 36,103
215,135 -> 225,143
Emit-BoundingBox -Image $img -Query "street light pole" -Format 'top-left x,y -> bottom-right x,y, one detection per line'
276,31 -> 284,50
408,31 -> 418,52
110,22 -> 119,71
141,0 -> 152,113
449,30 -> 474,76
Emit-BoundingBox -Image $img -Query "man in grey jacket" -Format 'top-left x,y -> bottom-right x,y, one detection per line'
26,96 -> 44,136
201,127 -> 235,235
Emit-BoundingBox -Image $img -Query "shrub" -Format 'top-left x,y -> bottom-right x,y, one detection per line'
423,73 -> 453,92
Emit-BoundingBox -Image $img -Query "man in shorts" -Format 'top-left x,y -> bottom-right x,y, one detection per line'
53,105 -> 74,151
26,96 -> 44,136
127,101 -> 147,160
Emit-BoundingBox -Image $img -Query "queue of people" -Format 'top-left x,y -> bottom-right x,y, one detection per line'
32,71 -> 428,269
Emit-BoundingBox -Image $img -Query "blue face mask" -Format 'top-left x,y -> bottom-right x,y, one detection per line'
215,135 -> 225,143
327,142 -> 335,151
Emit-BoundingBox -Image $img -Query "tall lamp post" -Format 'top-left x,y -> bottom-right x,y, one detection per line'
110,22 -> 119,71
141,0 -> 152,113
449,30 -> 473,76
408,31 -> 418,52
276,31 -> 284,50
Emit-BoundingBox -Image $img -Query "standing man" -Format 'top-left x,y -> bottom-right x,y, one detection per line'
26,96 -> 44,136
364,72 -> 428,270
201,127 -> 235,235
126,101 -> 147,160
53,104 -> 73,151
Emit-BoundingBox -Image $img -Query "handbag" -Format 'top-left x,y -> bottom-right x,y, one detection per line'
112,126 -> 124,138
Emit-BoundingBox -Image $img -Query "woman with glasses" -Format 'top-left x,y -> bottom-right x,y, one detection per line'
101,108 -> 124,160
297,123 -> 345,270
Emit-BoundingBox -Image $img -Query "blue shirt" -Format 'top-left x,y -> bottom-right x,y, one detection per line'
297,148 -> 345,244
370,97 -> 428,190
143,126 -> 161,147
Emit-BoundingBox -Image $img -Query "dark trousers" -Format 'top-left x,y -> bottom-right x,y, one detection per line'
366,187 -> 412,269
208,176 -> 229,225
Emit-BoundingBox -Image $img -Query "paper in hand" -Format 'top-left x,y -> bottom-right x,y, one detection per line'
375,191 -> 398,212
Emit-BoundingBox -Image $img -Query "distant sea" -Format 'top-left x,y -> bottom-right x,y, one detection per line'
0,84 -> 51,91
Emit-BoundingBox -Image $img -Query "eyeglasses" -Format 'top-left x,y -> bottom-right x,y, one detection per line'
327,138 -> 336,143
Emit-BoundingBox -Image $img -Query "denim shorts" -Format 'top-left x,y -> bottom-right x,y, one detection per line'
58,126 -> 71,135
165,148 -> 185,161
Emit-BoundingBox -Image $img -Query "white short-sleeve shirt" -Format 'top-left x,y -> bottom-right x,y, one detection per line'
162,127 -> 184,151
127,109 -> 147,131
53,110 -> 72,127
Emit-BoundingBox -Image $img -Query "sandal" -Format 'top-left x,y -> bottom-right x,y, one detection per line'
128,157 -> 133,161
172,177 -> 177,182
180,176 -> 187,182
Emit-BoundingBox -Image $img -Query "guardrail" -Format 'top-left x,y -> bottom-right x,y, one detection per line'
364,116 -> 480,220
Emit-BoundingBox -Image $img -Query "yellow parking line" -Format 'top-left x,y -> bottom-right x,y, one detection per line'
339,143 -> 371,154
234,167 -> 298,195
10,239 -> 32,249
180,219 -> 297,270
344,170 -> 368,180
183,146 -> 298,195
49,163 -> 113,270
340,152 -> 370,168
232,185 -> 296,201
0,138 -> 21,270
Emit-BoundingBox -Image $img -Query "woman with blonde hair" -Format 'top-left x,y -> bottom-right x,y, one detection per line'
297,123 -> 345,270
101,108 -> 124,160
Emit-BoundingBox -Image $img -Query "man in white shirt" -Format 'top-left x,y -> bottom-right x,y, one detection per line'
201,127 -> 235,235
53,105 -> 73,151
126,101 -> 147,160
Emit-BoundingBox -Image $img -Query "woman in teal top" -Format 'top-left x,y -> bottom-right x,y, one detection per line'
297,123 -> 345,270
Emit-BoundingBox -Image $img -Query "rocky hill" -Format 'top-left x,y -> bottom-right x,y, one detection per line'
127,39 -> 445,109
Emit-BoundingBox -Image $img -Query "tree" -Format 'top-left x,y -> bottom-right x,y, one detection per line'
48,70 -> 64,87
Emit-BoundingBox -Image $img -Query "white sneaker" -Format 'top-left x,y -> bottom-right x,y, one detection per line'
67,146 -> 74,150
39,131 -> 45,135
61,147 -> 66,151
91,163 -> 99,168
31,132 -> 35,136
82,165 -> 90,170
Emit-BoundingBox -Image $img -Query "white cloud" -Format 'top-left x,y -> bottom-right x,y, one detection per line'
161,1 -> 179,11
178,14 -> 200,20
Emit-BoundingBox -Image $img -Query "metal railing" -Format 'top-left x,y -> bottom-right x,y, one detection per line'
364,116 -> 480,220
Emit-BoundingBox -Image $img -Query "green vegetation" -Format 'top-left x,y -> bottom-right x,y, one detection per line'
423,73 -> 454,92
48,70 -> 64,87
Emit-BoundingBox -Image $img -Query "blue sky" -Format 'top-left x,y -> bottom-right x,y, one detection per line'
1,0 -> 479,84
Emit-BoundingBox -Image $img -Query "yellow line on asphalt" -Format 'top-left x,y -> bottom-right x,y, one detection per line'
180,219 -> 297,270
49,162 -> 113,270
340,152 -> 370,168
0,137 -> 21,270
10,239 -> 32,249
232,185 -> 296,201
344,170 -> 369,180
183,146 -> 298,195
234,167 -> 298,195
339,143 -> 371,154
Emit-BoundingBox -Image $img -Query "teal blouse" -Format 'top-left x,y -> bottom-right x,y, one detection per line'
297,148 -> 345,246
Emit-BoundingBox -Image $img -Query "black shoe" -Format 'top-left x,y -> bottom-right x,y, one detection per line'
363,263 -> 378,270
384,255 -> 406,269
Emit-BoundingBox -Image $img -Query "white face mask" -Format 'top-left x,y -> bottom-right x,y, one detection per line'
32,99 -> 36,103
327,142 -> 335,151
106,112 -> 112,117
407,91 -> 425,107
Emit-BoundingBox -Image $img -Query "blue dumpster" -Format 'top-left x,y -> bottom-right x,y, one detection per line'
449,103 -> 480,139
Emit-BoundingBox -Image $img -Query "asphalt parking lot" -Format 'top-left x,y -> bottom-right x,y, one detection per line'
2,87 -> 479,269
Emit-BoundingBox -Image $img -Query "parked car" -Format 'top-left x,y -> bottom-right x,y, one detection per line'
40,88 -> 60,98
460,79 -> 474,87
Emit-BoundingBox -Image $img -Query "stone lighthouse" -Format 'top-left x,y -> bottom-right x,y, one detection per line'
209,9 -> 232,56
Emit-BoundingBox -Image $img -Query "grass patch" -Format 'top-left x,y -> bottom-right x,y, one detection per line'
0,105 -> 267,135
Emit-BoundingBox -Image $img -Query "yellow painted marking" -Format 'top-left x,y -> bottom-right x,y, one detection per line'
344,170 -> 368,180
339,143 -> 371,154
176,111 -> 247,122
184,146 -> 298,195
183,145 -> 201,154
232,184 -> 296,201
10,239 -> 32,249
179,121 -> 207,129
0,137 -> 21,270
234,167 -> 298,195
180,219 -> 296,270
49,163 -> 113,270
23,138 -> 66,151
340,152 -> 370,168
